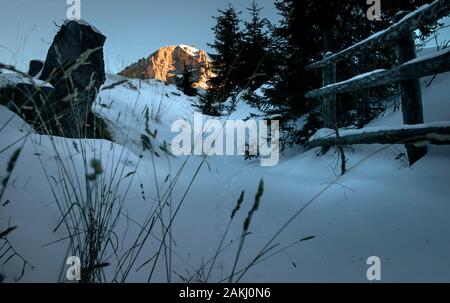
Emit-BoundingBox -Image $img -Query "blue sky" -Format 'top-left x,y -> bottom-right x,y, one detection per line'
0,0 -> 449,73
0,0 -> 279,73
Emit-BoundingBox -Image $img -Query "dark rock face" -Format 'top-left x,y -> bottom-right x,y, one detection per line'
39,20 -> 107,138
0,83 -> 55,132
0,81 -> 111,140
27,60 -> 44,77
0,20 -> 109,139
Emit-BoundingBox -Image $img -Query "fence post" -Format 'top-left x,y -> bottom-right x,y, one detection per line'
394,12 -> 427,165
322,52 -> 336,128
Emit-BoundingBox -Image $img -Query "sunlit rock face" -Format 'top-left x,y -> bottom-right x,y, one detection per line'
119,45 -> 213,89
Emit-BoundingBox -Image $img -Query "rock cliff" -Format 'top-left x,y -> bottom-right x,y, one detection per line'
119,45 -> 213,90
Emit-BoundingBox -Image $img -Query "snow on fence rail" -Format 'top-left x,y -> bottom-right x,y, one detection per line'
305,48 -> 450,99
304,0 -> 450,71
303,1 -> 450,165
306,122 -> 450,150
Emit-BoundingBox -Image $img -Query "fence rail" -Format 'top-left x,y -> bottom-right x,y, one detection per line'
305,0 -> 450,71
307,123 -> 450,150
303,0 -> 450,165
305,48 -> 450,99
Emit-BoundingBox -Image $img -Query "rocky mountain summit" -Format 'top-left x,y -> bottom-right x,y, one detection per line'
119,45 -> 213,90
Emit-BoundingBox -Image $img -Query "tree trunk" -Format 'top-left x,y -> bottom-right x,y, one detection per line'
321,52 -> 337,128
394,12 -> 426,165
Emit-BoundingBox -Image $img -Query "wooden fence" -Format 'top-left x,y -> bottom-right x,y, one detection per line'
304,0 -> 450,164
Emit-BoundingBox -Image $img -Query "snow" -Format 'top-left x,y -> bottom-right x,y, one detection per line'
2,51 -> 450,282
63,19 -> 103,35
404,47 -> 450,65
0,72 -> 53,89
311,121 -> 450,142
179,45 -> 200,57
322,69 -> 386,90
396,3 -> 431,25
178,44 -> 213,62
318,45 -> 450,93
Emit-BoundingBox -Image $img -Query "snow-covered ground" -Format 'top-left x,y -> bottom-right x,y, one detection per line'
1,60 -> 450,282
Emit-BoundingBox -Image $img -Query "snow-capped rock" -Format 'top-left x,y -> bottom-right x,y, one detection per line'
119,45 -> 213,90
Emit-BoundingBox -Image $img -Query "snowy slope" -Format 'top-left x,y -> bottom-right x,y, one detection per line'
1,61 -> 450,282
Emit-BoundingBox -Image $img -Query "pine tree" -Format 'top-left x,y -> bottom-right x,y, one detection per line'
178,64 -> 197,97
240,1 -> 273,90
264,0 -> 320,117
198,4 -> 243,115
208,4 -> 243,92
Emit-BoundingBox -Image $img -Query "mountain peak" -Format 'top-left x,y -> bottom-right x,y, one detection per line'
119,45 -> 213,90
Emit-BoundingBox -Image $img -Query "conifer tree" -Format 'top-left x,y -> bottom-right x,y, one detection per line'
198,4 -> 243,115
178,64 -> 197,97
240,0 -> 273,90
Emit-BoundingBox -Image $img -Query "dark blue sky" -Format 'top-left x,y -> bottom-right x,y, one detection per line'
1,0 -> 449,73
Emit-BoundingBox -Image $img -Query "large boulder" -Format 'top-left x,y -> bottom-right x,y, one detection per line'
0,77 -> 111,140
0,82 -> 55,132
39,20 -> 107,138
